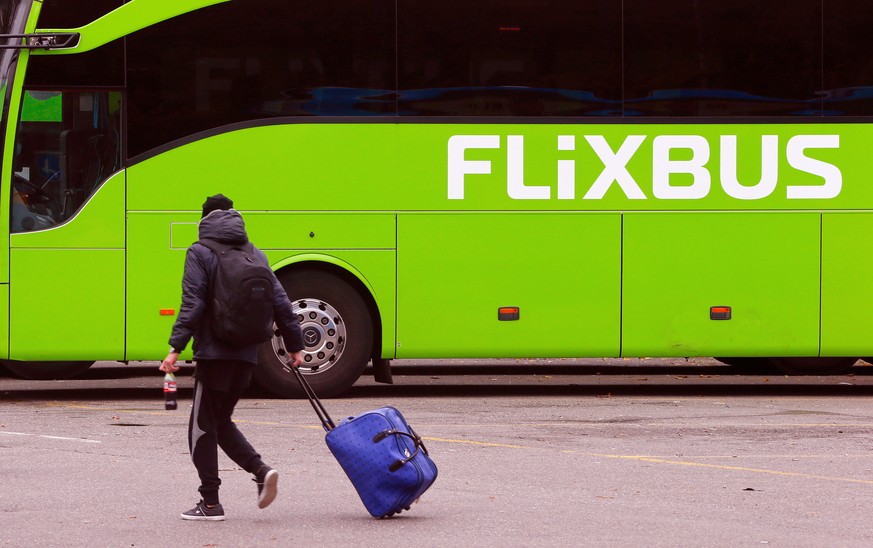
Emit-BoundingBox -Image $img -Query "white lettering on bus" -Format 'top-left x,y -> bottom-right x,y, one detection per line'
582,136 -> 647,200
557,135 -> 575,199
447,134 -> 843,201
447,135 -> 500,199
786,135 -> 842,199
652,135 -> 711,199
720,135 -> 779,200
507,136 -> 551,199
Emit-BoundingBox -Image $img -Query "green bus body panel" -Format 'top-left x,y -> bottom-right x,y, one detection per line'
127,125 -> 411,211
622,213 -> 820,357
128,124 -> 860,213
163,214 -> 395,251
821,213 -> 873,356
396,213 -> 620,358
123,122 -> 873,360
10,248 -> 124,359
8,170 -> 125,360
125,213 -> 396,361
244,213 -> 395,249
127,213 -> 198,361
9,171 -> 125,248
34,0 -> 230,55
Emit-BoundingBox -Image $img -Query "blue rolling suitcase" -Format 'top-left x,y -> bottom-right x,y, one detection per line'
291,367 -> 438,518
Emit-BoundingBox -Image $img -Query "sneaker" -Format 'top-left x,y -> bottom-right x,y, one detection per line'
181,500 -> 225,521
255,466 -> 279,509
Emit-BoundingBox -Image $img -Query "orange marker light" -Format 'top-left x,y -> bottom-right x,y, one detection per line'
710,306 -> 731,320
498,307 -> 520,321
159,309 -> 176,316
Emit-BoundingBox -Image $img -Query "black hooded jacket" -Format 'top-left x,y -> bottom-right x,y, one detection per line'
168,209 -> 304,364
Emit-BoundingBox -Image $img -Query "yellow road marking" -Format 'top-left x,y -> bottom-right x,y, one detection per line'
43,402 -> 873,485
590,454 -> 873,485
420,436 -> 529,449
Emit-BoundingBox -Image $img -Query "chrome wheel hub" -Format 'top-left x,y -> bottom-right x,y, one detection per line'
272,298 -> 345,374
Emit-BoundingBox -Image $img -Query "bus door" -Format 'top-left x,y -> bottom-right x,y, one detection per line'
4,0 -> 125,364
8,88 -> 125,362
0,0 -> 126,376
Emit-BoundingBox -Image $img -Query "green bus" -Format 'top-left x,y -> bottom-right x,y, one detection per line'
1,0 -> 871,397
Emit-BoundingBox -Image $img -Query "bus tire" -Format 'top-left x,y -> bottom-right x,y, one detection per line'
1,360 -> 94,380
255,269 -> 373,398
768,357 -> 858,375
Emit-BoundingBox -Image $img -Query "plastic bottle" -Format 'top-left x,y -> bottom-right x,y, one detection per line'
163,372 -> 178,410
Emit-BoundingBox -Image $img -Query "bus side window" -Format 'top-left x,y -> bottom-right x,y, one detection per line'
624,0 -> 822,116
126,0 -> 396,159
823,0 -> 873,116
397,0 -> 622,117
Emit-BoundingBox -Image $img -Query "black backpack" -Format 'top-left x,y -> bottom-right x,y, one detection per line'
198,238 -> 276,346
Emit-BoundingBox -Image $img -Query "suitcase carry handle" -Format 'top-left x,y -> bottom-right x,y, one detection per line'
373,428 -> 428,472
288,360 -> 336,431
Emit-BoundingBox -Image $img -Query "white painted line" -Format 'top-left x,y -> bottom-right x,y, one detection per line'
0,431 -> 101,444
40,435 -> 101,443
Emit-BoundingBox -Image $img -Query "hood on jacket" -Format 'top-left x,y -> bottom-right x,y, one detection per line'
198,209 -> 249,245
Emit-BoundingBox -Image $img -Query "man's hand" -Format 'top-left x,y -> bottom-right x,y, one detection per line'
288,351 -> 304,368
159,352 -> 180,373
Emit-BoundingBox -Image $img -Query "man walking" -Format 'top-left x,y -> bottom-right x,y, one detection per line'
160,194 -> 305,521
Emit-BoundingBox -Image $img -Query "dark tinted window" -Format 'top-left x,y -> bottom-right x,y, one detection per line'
26,42 -> 124,88
624,0 -> 821,117
36,0 -> 124,28
398,0 -> 621,117
126,0 -> 395,159
824,1 -> 873,116
28,0 -> 125,88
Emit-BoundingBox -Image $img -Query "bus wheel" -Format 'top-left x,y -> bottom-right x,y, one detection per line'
768,357 -> 858,375
1,360 -> 94,380
255,270 -> 373,398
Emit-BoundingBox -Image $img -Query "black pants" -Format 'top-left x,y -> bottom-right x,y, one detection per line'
188,360 -> 265,505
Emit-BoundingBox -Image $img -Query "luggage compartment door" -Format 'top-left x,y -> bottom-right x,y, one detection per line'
397,213 -> 621,358
622,212 -> 820,357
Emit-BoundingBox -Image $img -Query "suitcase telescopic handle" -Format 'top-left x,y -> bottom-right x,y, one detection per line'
373,428 -> 429,472
287,359 -> 336,431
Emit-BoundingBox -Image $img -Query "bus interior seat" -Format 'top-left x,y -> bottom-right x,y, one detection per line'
60,128 -> 104,217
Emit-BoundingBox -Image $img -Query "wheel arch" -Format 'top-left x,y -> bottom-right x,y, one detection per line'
270,254 -> 384,364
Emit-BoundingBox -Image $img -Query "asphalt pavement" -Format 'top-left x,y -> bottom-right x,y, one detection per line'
2,359 -> 873,547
